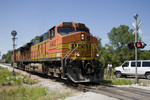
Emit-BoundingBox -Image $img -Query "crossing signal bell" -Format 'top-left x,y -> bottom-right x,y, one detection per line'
136,42 -> 146,49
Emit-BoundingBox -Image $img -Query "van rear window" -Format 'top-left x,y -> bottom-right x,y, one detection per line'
131,62 -> 141,67
142,62 -> 150,67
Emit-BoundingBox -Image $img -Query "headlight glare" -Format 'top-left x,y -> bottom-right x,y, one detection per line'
96,53 -> 100,57
76,53 -> 80,57
81,33 -> 85,40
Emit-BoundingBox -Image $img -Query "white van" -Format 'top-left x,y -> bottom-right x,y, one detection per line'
114,60 -> 150,79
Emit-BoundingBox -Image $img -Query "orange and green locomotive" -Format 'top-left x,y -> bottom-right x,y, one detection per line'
12,22 -> 103,83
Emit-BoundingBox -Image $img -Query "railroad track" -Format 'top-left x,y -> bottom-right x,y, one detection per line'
71,83 -> 150,100
60,80 -> 150,100
2,63 -> 150,100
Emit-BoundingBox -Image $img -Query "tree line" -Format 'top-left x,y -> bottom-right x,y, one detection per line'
2,25 -> 150,67
98,25 -> 150,68
1,36 -> 39,63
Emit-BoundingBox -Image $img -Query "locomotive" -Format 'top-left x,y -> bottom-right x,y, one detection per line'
12,22 -> 103,83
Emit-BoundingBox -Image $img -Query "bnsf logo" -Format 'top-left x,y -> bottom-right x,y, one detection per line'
50,40 -> 56,47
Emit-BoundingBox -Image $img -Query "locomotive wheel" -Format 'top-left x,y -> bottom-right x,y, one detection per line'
58,74 -> 61,79
42,65 -> 49,75
50,72 -> 54,78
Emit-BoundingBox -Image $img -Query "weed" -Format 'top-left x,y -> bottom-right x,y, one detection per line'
0,86 -> 46,100
111,78 -> 132,85
0,66 -> 38,86
102,77 -> 132,85
0,66 -> 70,100
40,92 -> 70,100
138,83 -> 148,87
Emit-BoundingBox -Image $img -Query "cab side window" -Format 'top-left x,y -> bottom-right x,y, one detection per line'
122,62 -> 129,67
131,62 -> 141,67
142,62 -> 150,67
49,29 -> 55,38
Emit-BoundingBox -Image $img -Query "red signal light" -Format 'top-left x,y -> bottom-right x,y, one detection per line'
136,42 -> 142,48
128,42 -> 134,50
136,42 -> 147,49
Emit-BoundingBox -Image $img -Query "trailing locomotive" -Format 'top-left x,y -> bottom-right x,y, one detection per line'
12,22 -> 103,83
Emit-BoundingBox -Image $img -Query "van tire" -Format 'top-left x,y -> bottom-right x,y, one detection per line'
115,71 -> 122,78
146,73 -> 150,80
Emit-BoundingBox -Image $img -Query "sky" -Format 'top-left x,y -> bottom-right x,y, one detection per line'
0,0 -> 150,58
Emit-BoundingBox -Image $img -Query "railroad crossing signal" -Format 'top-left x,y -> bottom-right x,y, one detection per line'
135,42 -> 147,48
128,42 -> 146,49
132,20 -> 143,34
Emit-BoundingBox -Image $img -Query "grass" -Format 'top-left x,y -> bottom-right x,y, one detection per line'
0,66 -> 71,100
101,78 -> 132,85
102,68 -> 132,85
102,68 -> 150,86
138,83 -> 149,87
0,67 -> 38,86
0,86 -> 46,100
39,92 -> 70,100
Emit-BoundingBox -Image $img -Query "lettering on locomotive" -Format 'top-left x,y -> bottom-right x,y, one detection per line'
50,40 -> 56,47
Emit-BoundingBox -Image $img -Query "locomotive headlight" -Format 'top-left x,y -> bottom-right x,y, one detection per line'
76,53 -> 80,57
81,33 -> 85,41
96,53 -> 100,57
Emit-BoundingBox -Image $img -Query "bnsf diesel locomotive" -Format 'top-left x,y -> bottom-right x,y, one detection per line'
12,22 -> 103,83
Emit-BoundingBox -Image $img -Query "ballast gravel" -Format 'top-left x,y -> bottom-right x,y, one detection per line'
62,92 -> 118,100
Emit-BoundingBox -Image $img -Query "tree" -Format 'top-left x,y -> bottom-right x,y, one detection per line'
96,37 -> 117,68
139,50 -> 150,60
2,54 -> 6,59
96,37 -> 106,68
30,36 -> 39,43
106,25 -> 141,66
2,50 -> 12,63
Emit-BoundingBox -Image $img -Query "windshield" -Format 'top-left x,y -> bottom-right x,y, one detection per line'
122,62 -> 129,67
58,27 -> 75,34
76,28 -> 89,33
58,27 -> 90,36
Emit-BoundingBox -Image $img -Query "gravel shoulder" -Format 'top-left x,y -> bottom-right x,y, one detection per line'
62,92 -> 118,100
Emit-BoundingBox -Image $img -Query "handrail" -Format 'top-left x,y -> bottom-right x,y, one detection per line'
65,45 -> 79,66
65,45 -> 78,59
62,44 -> 79,67
63,47 -> 72,59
